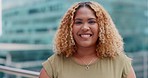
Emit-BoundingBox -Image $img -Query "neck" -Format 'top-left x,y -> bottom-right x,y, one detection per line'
76,46 -> 97,57
72,45 -> 98,70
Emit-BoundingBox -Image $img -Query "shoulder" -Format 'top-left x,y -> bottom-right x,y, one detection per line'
47,54 -> 61,61
41,54 -> 65,78
44,53 -> 65,65
115,52 -> 133,77
116,52 -> 132,63
106,52 -> 132,67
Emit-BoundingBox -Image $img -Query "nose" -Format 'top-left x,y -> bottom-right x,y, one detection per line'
81,23 -> 90,31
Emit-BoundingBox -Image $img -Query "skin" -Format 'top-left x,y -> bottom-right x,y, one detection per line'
72,7 -> 99,64
127,67 -> 136,78
39,6 -> 136,78
39,68 -> 50,78
73,7 -> 99,49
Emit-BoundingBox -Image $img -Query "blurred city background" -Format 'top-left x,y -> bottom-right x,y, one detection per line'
0,0 -> 148,78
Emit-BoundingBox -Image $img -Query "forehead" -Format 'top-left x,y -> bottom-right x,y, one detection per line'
74,7 -> 96,18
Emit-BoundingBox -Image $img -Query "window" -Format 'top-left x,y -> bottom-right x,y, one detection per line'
28,8 -> 39,14
35,28 -> 48,32
16,29 -> 24,33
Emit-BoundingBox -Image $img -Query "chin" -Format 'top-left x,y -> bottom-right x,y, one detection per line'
77,42 -> 96,48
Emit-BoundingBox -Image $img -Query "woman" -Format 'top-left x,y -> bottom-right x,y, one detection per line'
39,1 -> 136,78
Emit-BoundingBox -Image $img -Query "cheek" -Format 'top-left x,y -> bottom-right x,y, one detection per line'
72,28 -> 77,39
91,26 -> 99,34
92,27 -> 99,39
95,25 -> 99,33
72,26 -> 79,34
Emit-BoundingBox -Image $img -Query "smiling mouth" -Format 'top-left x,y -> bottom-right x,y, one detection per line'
79,34 -> 92,39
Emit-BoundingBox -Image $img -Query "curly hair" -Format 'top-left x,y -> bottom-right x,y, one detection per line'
53,1 -> 124,58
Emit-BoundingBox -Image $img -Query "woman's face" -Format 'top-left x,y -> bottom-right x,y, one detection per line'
72,7 -> 99,48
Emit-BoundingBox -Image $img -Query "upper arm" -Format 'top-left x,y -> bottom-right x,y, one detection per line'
127,66 -> 136,78
39,68 -> 50,78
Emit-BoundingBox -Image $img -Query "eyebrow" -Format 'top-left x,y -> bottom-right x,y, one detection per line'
74,18 -> 96,21
88,18 -> 96,20
74,18 -> 82,21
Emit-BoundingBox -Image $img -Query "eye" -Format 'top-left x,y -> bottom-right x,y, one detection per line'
74,21 -> 83,25
88,21 -> 96,24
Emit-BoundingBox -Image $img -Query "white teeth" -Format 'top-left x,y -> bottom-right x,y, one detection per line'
80,34 -> 91,38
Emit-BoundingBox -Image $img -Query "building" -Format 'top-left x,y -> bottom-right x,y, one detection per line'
111,0 -> 148,52
0,0 -> 148,78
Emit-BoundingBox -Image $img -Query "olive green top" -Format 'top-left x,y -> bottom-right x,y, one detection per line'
42,53 -> 131,78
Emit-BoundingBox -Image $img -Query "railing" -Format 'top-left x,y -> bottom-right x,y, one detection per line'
128,51 -> 148,78
0,43 -> 51,78
0,65 -> 40,78
1,52 -> 147,78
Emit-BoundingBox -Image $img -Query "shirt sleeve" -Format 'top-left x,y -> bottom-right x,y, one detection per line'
122,54 -> 132,78
42,54 -> 57,78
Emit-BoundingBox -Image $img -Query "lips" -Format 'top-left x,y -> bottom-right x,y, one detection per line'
79,34 -> 92,39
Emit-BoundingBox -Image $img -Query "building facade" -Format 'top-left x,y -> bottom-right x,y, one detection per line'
1,0 -> 148,78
